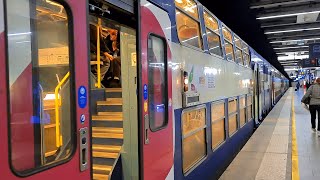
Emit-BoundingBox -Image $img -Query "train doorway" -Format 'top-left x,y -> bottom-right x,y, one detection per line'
88,1 -> 139,179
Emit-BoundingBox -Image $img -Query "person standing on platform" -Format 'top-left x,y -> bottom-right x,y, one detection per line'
296,81 -> 300,90
301,77 -> 320,135
306,81 -> 311,90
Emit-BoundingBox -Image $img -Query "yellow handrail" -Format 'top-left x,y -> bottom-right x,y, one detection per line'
95,18 -> 102,88
55,72 -> 70,147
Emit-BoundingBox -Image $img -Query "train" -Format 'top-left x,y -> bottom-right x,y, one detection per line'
0,0 -> 289,180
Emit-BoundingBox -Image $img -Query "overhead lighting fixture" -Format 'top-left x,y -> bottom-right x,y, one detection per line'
270,37 -> 320,43
285,68 -> 299,71
257,10 -> 320,20
265,27 -> 320,34
276,51 -> 309,55
274,46 -> 309,50
278,54 -> 309,60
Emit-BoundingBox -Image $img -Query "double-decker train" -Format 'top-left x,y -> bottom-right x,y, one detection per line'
0,0 -> 289,179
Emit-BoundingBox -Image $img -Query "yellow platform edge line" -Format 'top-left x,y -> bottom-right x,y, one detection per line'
291,92 -> 300,180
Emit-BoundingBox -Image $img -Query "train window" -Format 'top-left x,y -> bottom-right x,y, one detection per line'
175,0 -> 199,20
228,98 -> 238,135
175,0 -> 203,49
224,42 -> 234,61
203,11 -> 219,32
207,30 -> 223,56
6,0 -> 74,174
247,95 -> 253,121
182,107 -> 207,173
239,96 -> 246,127
242,43 -> 250,67
228,98 -> 237,113
211,101 -> 226,149
204,11 -> 222,56
234,35 -> 242,48
235,48 -> 243,65
148,35 -> 168,131
229,114 -> 237,135
222,25 -> 235,61
243,43 -> 249,54
244,53 -> 250,67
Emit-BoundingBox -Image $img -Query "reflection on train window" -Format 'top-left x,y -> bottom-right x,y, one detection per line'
6,0 -> 73,173
235,48 -> 243,65
243,53 -> 250,67
176,10 -> 202,49
222,26 -> 235,61
182,107 -> 207,173
211,101 -> 226,149
242,43 -> 250,67
234,35 -> 242,49
239,96 -> 246,127
204,10 -> 219,32
175,0 -> 199,20
222,26 -> 232,42
224,42 -> 234,61
228,98 -> 238,135
148,35 -> 168,131
229,114 -> 237,135
204,11 -> 222,56
228,98 -> 237,113
243,44 -> 249,54
175,1 -> 202,49
207,30 -> 222,56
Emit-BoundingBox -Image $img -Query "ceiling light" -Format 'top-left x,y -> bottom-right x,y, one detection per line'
285,68 -> 299,71
265,27 -> 320,34
278,55 -> 309,60
276,51 -> 309,55
274,46 -> 309,50
257,10 -> 320,20
270,37 -> 320,43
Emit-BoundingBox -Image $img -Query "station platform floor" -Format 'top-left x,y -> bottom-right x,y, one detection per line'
219,88 -> 320,180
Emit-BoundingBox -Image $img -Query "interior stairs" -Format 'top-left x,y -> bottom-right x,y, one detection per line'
92,88 -> 123,180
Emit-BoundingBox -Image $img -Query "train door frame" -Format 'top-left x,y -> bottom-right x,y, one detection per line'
253,63 -> 260,125
0,0 -> 91,179
138,0 -> 174,179
270,73 -> 272,109
87,1 -> 141,178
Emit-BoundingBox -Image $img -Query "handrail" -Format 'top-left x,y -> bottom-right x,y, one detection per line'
95,18 -> 102,88
55,72 -> 70,147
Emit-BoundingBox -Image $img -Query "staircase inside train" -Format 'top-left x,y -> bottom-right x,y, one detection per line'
89,2 -> 139,179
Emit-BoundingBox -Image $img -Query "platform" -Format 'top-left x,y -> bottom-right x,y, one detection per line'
219,88 -> 320,180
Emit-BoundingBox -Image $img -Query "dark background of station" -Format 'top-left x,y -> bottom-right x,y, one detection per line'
200,0 -> 289,79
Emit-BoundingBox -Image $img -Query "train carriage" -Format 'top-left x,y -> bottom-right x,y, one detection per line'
0,0 -> 289,180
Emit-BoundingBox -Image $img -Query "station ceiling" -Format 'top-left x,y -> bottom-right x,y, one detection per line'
200,0 -> 320,78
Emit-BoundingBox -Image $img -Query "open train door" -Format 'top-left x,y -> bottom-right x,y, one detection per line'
0,0 -> 91,179
138,0 -> 174,179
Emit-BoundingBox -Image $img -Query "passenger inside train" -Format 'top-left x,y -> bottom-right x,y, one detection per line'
89,23 -> 121,88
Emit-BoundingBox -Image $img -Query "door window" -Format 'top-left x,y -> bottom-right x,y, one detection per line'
6,0 -> 74,174
147,35 -> 168,131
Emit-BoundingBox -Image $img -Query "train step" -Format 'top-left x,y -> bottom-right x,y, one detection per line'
92,144 -> 121,153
